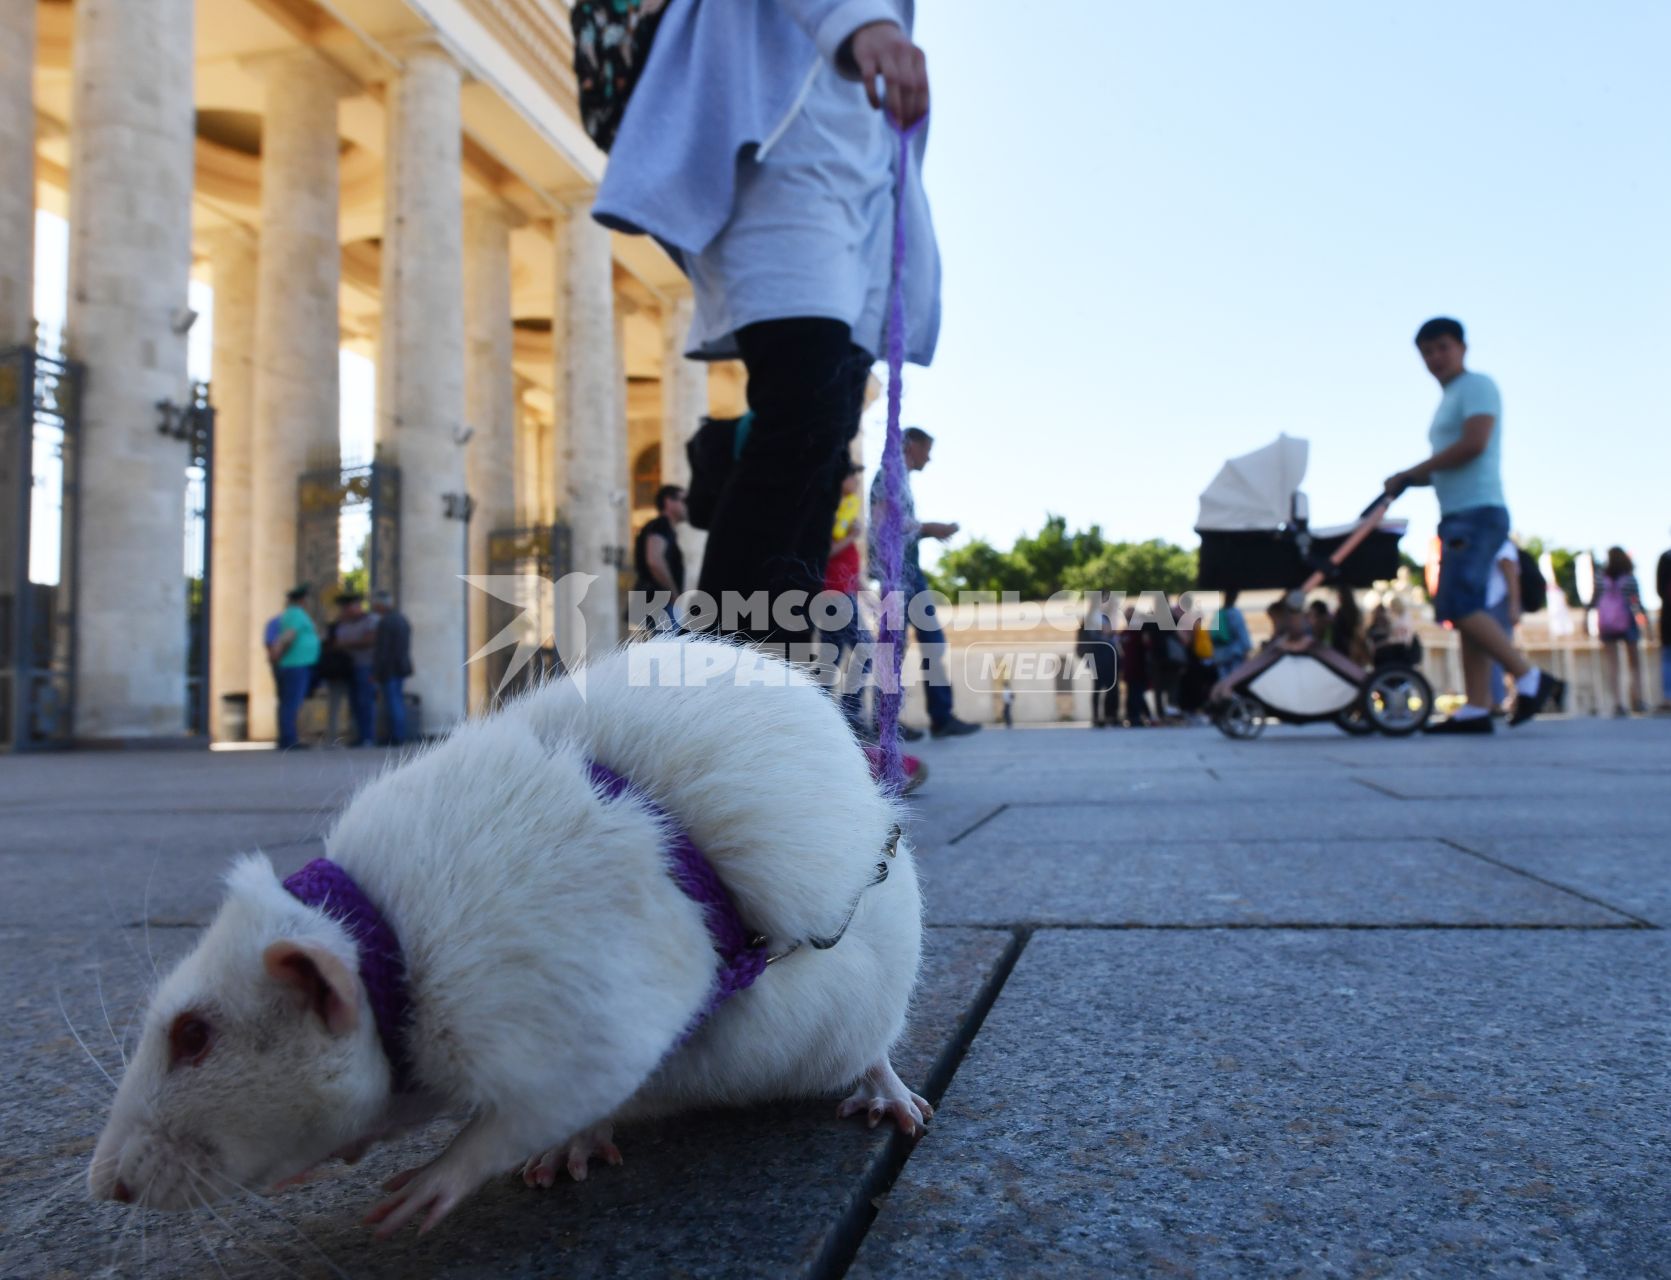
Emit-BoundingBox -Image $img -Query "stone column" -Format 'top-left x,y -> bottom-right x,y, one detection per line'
246,50 -> 347,742
660,293 -> 708,584
512,381 -> 538,525
207,228 -> 258,739
66,0 -> 196,739
0,0 -> 37,642
554,208 -> 624,655
463,199 -> 518,713
0,0 -> 33,346
380,44 -> 467,732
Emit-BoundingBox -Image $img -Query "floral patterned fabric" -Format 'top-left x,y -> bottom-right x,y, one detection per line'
571,0 -> 669,153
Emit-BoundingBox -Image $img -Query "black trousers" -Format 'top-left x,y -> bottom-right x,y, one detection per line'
696,318 -> 873,646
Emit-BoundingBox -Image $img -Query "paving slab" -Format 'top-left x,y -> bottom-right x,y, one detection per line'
917,829 -> 1636,927
1444,834 -> 1671,928
0,924 -> 1015,1279
851,929 -> 1671,1279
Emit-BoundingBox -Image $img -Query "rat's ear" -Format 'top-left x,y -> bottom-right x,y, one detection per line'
263,940 -> 360,1036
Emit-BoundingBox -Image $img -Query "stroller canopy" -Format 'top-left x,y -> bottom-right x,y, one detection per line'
1196,434 -> 1308,531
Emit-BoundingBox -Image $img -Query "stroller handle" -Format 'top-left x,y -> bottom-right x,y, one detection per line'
1298,492 -> 1398,595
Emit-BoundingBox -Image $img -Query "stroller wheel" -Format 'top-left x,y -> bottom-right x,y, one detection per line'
1363,666 -> 1433,736
1215,693 -> 1265,740
1334,703 -> 1375,736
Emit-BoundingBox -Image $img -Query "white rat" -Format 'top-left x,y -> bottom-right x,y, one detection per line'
87,637 -> 927,1236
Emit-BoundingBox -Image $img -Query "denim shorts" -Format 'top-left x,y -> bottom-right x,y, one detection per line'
1434,505 -> 1511,624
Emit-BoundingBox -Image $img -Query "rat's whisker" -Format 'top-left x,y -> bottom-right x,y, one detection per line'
182,1178 -> 232,1280
187,1168 -> 315,1280
142,846 -> 164,980
201,1168 -> 349,1280
55,983 -> 117,1091
3,1165 -> 92,1233
92,959 -> 126,1070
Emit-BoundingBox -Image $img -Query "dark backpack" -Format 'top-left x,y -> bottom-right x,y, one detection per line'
571,0 -> 668,153
1517,548 -> 1547,614
684,412 -> 753,531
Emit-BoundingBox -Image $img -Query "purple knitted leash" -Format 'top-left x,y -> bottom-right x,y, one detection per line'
282,858 -> 415,1091
586,762 -> 767,1034
874,112 -> 928,790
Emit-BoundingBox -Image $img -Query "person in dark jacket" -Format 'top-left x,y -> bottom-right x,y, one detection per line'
1658,541 -> 1671,713
371,590 -> 414,746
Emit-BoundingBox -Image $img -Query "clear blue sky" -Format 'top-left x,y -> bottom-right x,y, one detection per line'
872,0 -> 1670,599
33,4 -> 1670,597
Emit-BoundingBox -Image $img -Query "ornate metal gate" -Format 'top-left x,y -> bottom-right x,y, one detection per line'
297,460 -> 401,615
484,523 -> 571,701
1,345 -> 82,751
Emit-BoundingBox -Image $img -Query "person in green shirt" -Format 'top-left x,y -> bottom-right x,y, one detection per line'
267,585 -> 319,749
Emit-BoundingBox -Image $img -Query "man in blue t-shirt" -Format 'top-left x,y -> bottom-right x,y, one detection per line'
1384,317 -> 1562,733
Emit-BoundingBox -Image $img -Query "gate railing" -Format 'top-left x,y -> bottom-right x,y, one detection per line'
1,344 -> 82,752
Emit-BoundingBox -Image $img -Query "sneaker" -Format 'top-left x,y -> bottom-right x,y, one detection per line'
898,723 -> 925,742
1509,673 -> 1565,727
1422,714 -> 1494,735
930,717 -> 982,739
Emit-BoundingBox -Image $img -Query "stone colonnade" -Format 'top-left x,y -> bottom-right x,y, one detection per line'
10,1 -> 704,743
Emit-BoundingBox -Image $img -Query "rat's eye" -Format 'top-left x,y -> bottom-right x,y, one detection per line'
168,1013 -> 213,1068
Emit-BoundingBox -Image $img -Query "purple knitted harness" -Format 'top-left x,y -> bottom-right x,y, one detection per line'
281,858 -> 415,1092
584,761 -> 768,1029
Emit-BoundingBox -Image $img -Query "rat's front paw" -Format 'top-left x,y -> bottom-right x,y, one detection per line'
838,1058 -> 933,1138
520,1122 -> 623,1188
362,1157 -> 484,1238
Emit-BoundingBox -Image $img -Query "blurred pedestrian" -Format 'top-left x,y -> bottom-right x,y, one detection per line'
371,590 -> 414,746
870,428 -> 978,738
824,464 -> 869,735
318,607 -> 355,745
633,485 -> 688,619
1080,606 -> 1119,728
1331,588 -> 1371,669
1594,546 -> 1647,716
1384,316 -> 1560,732
267,585 -> 318,750
1212,589 -> 1252,677
1483,538 -> 1520,711
331,592 -> 378,746
595,2 -> 936,651
1120,608 -> 1155,726
1658,538 -> 1671,713
1307,599 -> 1333,648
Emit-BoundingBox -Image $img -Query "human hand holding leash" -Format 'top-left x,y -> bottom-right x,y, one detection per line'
849,21 -> 929,126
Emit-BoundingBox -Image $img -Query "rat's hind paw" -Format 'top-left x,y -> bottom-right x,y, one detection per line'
520,1122 -> 623,1188
837,1058 -> 933,1138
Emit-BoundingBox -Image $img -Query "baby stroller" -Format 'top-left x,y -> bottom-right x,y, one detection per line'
1195,435 -> 1433,738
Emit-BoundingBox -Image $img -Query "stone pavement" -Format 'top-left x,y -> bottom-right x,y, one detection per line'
2,716 -> 1667,1277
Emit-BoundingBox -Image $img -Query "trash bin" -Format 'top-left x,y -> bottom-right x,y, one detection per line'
221,692 -> 249,743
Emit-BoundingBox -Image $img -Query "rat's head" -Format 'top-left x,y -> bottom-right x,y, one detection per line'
88,855 -> 392,1210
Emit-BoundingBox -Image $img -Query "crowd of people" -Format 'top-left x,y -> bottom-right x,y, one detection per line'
597,8 -> 1663,786
263,586 -> 414,751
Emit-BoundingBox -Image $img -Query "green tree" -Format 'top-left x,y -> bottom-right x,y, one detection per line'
1063,539 -> 1197,598
925,514 -> 1196,601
